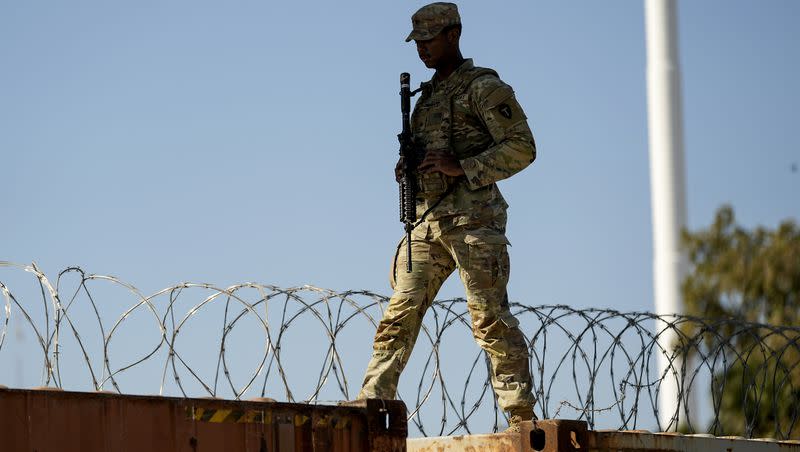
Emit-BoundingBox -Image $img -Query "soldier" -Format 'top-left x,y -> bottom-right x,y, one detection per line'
357,2 -> 537,431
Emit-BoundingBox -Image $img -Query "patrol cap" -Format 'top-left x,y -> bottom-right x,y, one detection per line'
405,2 -> 461,42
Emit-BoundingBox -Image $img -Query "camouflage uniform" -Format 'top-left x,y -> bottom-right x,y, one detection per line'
358,2 -> 537,415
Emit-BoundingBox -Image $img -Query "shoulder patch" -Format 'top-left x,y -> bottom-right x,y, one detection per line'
498,103 -> 513,119
485,94 -> 527,130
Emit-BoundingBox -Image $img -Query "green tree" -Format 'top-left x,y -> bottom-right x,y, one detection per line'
681,206 -> 800,439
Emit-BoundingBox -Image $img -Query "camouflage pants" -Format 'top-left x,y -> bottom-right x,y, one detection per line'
357,226 -> 535,412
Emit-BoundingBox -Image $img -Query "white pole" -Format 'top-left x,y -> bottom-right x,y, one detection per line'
644,0 -> 688,431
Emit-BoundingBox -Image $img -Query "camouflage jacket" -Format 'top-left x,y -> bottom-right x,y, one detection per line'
411,59 -> 536,237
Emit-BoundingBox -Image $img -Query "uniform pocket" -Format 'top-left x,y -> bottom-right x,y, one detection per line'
462,232 -> 511,289
389,237 -> 405,289
464,232 -> 510,246
418,172 -> 448,197
390,236 -> 433,290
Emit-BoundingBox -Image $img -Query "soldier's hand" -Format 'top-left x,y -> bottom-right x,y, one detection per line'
418,150 -> 465,177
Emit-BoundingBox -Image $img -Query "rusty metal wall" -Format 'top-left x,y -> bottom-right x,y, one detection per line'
0,388 -> 407,452
407,419 -> 800,452
4,388 -> 800,452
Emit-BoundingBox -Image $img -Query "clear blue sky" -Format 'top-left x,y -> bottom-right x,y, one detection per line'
3,0 -> 797,305
1,1 -> 798,426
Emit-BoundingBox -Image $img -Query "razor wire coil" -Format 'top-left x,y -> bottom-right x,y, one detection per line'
1,262 -> 798,439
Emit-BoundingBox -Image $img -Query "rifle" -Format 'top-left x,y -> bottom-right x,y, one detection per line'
398,72 -> 418,273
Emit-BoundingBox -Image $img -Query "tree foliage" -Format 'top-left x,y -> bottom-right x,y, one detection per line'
681,205 -> 800,438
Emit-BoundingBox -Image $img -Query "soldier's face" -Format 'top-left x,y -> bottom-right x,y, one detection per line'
415,30 -> 456,69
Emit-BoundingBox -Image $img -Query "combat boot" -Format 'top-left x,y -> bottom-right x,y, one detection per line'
505,406 -> 536,433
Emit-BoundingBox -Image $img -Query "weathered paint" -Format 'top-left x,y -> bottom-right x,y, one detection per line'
589,430 -> 800,452
0,387 -> 407,452
408,419 -> 587,452
4,388 -> 799,452
407,432 -> 522,452
408,420 -> 800,452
